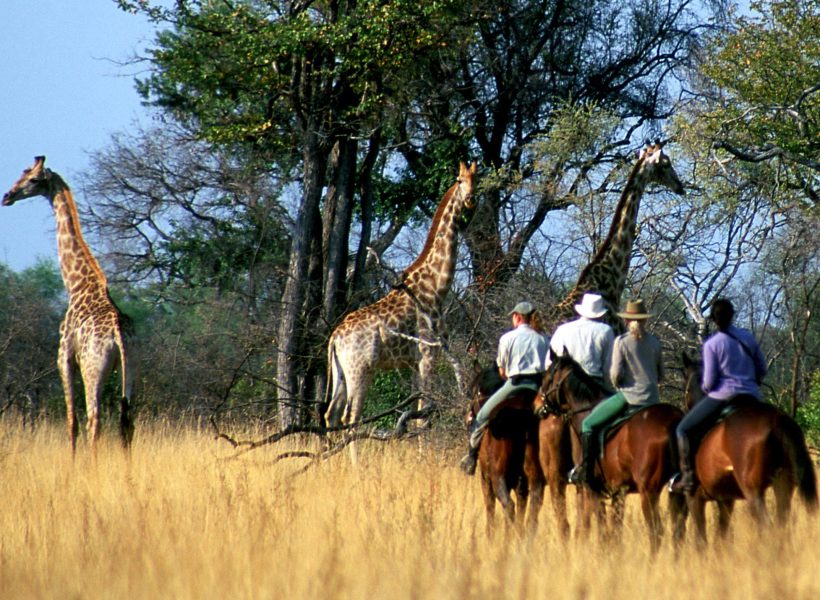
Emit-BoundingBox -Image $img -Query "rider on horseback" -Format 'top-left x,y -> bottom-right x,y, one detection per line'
568,299 -> 664,492
459,301 -> 549,475
669,298 -> 768,495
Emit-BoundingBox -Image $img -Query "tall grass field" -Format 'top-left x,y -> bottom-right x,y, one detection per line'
1,419 -> 817,599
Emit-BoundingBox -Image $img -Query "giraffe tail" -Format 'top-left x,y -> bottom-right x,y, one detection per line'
322,337 -> 345,430
114,307 -> 136,448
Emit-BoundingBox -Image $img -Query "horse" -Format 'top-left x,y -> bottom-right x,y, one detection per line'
539,349 -> 687,552
680,353 -> 818,543
465,364 -> 545,537
533,395 -> 574,539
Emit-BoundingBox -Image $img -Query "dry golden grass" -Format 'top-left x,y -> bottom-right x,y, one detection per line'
0,418 -> 818,599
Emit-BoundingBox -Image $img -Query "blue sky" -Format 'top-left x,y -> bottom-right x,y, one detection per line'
0,1 -> 155,272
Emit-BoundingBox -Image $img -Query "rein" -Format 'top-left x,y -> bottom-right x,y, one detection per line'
540,367 -> 597,421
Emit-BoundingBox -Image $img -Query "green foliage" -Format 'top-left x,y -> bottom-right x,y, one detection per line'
362,369 -> 413,428
136,0 -> 464,153
796,369 -> 820,446
694,0 -> 819,206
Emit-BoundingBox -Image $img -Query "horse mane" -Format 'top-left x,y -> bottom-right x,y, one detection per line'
472,362 -> 504,397
553,353 -> 600,405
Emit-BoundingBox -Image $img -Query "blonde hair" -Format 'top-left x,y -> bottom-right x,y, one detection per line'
523,310 -> 545,334
627,318 -> 646,340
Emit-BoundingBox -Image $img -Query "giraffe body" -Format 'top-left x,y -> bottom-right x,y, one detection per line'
324,162 -> 478,427
3,156 -> 136,451
554,142 -> 684,327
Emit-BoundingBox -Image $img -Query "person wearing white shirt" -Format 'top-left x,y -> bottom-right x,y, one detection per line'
547,292 -> 615,391
459,301 -> 549,476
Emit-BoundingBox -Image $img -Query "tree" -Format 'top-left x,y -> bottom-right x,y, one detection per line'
0,261 -> 63,424
685,0 -> 819,206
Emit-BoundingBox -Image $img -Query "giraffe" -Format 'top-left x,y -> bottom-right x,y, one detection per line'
3,156 -> 137,452
535,142 -> 684,535
553,141 -> 685,328
324,161 -> 478,428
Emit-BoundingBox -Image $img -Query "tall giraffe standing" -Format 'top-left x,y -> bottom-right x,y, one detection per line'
324,162 -> 478,427
3,156 -> 136,451
553,141 -> 685,328
535,142 -> 684,535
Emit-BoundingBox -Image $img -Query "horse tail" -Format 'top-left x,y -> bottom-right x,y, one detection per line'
776,413 -> 818,513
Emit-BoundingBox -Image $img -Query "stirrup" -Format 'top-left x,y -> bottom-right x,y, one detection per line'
568,465 -> 583,485
667,473 -> 692,494
459,452 -> 477,476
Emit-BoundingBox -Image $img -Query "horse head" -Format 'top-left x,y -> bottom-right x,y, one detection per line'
540,347 -> 601,418
681,351 -> 704,411
464,361 -> 504,426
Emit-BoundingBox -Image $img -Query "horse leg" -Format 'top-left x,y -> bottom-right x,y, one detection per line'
745,492 -> 771,531
514,478 -> 529,535
772,474 -> 794,526
689,495 -> 708,546
716,499 -> 735,539
547,476 -> 570,539
524,451 -> 545,537
480,470 -> 496,538
606,490 -> 626,545
639,491 -> 662,554
668,491 -> 688,547
494,476 -> 516,527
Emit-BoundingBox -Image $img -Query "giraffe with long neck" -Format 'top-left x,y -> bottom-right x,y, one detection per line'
553,142 -> 685,328
324,162 -> 478,427
3,156 -> 136,452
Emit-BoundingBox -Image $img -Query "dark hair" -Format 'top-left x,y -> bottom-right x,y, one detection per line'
710,298 -> 735,331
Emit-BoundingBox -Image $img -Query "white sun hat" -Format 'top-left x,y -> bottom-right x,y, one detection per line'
574,293 -> 608,319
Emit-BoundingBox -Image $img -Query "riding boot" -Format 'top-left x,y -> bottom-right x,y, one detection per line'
459,422 -> 483,476
668,436 -> 695,494
569,431 -> 597,488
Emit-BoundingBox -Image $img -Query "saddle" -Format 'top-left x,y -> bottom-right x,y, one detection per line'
700,394 -> 761,436
596,404 -> 653,456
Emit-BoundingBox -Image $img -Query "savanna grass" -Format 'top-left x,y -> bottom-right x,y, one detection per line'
0,418 -> 817,599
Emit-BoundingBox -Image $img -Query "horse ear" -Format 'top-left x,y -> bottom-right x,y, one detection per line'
549,346 -> 559,362
562,345 -> 569,358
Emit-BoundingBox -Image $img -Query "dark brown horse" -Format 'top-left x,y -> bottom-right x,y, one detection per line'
681,354 -> 818,542
466,364 -> 545,536
540,349 -> 687,551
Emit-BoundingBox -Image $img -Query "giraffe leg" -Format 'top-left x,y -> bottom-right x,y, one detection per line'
83,375 -> 103,452
58,345 -> 78,454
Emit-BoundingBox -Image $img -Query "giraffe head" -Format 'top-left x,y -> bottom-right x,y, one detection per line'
638,141 -> 685,195
3,156 -> 51,206
453,161 -> 479,230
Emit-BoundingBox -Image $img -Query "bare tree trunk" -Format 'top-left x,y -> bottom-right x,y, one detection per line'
276,136 -> 327,427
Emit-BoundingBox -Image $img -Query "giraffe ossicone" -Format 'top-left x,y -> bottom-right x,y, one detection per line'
3,156 -> 137,452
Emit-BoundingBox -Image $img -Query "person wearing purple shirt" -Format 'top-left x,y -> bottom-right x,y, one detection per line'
669,298 -> 767,494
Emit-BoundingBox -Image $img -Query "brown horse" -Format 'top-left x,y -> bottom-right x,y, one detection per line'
681,353 -> 818,543
540,350 -> 687,551
533,395 -> 574,539
465,364 -> 545,536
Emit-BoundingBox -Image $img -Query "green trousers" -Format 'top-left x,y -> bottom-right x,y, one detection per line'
581,391 -> 628,434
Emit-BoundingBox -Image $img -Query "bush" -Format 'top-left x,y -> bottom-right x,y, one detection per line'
795,369 -> 820,447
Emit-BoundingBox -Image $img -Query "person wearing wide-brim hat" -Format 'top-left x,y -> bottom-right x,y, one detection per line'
459,300 -> 549,476
548,292 -> 615,391
568,298 -> 664,492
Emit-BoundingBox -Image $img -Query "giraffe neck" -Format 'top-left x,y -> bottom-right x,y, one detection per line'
47,174 -> 109,299
554,159 -> 648,324
400,187 -> 462,310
